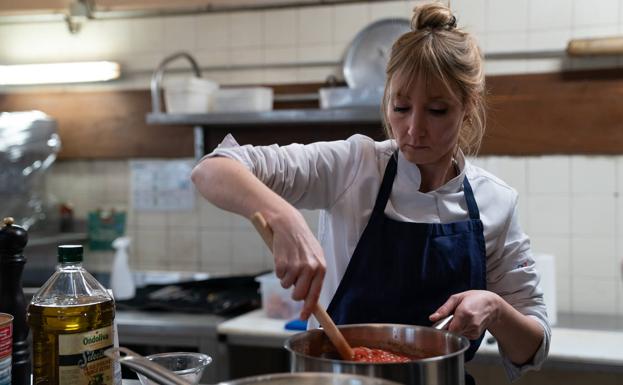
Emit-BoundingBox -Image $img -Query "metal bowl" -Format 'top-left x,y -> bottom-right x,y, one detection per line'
136,352 -> 211,385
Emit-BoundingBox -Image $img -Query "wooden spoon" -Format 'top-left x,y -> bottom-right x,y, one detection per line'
250,211 -> 355,361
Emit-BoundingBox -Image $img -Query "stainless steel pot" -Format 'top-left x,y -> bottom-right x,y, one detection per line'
217,372 -> 402,385
285,323 -> 469,385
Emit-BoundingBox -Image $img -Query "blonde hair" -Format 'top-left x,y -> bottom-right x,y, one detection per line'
381,2 -> 486,156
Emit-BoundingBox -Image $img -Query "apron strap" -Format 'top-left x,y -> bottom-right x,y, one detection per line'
462,178 -> 481,220
370,151 -> 398,218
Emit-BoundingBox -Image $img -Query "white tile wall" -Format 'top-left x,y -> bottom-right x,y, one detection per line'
453,0 -> 486,34
486,31 -> 529,54
164,16 -> 197,54
572,277 -> 617,313
332,3 -> 371,44
528,0 -> 572,31
230,12 -> 263,49
555,273 -> 572,315
486,0 -> 529,33
2,0 -> 623,86
21,0 -> 623,318
486,157 -> 528,194
527,157 -> 570,194
131,19 -> 166,53
297,6 -> 333,45
573,0 -> 620,27
571,236 -> 617,278
262,9 -> 298,48
200,229 -> 234,273
369,1 -> 410,22
527,30 -> 572,52
528,195 -> 572,235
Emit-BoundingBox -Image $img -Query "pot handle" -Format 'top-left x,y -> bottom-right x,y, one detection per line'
432,314 -> 453,330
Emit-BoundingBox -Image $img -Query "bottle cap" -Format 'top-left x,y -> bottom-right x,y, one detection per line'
58,244 -> 83,263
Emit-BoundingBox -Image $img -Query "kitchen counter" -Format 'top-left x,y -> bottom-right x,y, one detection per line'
217,309 -> 299,348
116,310 -> 225,340
217,310 -> 623,372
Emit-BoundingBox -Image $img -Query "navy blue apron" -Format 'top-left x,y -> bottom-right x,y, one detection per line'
326,152 -> 487,385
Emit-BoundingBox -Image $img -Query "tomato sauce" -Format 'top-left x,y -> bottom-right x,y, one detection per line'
351,346 -> 412,363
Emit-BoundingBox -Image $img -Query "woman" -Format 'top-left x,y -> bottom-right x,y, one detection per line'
191,3 -> 550,383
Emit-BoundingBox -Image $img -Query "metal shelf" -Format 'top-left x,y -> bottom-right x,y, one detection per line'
146,107 -> 382,127
28,231 -> 88,247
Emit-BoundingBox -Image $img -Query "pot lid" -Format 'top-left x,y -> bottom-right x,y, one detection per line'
343,18 -> 411,89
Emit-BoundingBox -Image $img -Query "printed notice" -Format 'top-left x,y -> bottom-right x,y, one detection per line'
130,160 -> 195,211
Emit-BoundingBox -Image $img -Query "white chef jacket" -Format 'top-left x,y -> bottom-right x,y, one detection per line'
205,133 -> 551,381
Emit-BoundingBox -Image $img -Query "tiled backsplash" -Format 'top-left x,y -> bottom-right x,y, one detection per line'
2,0 -> 623,89
44,155 -> 623,316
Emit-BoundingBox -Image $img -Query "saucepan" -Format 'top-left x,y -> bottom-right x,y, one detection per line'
285,316 -> 469,385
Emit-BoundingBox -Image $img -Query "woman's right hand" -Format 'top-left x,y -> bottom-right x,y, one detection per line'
266,207 -> 326,320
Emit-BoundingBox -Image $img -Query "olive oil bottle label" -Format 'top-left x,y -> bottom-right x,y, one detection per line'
58,325 -> 114,385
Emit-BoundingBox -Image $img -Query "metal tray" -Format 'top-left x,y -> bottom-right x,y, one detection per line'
343,18 -> 411,89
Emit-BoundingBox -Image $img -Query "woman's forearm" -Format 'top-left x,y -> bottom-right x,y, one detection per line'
192,156 -> 327,319
488,297 -> 545,365
191,156 -> 291,220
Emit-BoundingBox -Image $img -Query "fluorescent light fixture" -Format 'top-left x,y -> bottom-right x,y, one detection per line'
0,61 -> 121,85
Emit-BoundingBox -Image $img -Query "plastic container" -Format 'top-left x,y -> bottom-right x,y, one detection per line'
255,272 -> 302,319
164,77 -> 219,114
319,86 -> 384,109
211,87 -> 273,112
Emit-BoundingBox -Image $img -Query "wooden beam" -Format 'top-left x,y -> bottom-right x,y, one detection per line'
0,90 -> 193,159
483,69 -> 623,155
0,0 -> 70,14
1,68 -> 622,159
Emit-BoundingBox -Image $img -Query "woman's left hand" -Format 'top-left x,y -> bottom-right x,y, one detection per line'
429,290 -> 502,340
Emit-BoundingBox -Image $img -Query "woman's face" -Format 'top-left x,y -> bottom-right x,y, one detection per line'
386,74 -> 466,167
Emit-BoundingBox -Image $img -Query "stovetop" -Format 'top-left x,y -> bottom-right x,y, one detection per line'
115,273 -> 262,316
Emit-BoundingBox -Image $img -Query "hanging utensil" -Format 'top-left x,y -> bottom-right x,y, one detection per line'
249,212 -> 355,361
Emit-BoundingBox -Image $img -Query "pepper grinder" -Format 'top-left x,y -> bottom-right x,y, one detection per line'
0,217 -> 31,385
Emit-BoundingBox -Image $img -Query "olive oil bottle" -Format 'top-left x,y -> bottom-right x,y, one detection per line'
28,245 -> 121,385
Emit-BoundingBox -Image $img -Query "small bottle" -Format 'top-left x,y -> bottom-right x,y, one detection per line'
59,202 -> 74,233
28,245 -> 121,385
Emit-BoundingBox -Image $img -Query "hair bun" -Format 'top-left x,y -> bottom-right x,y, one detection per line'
411,2 -> 457,31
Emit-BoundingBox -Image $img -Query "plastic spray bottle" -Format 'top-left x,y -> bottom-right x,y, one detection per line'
110,236 -> 135,300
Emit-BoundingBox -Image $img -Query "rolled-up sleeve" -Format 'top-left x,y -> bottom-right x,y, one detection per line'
486,198 -> 552,382
203,133 -> 367,210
